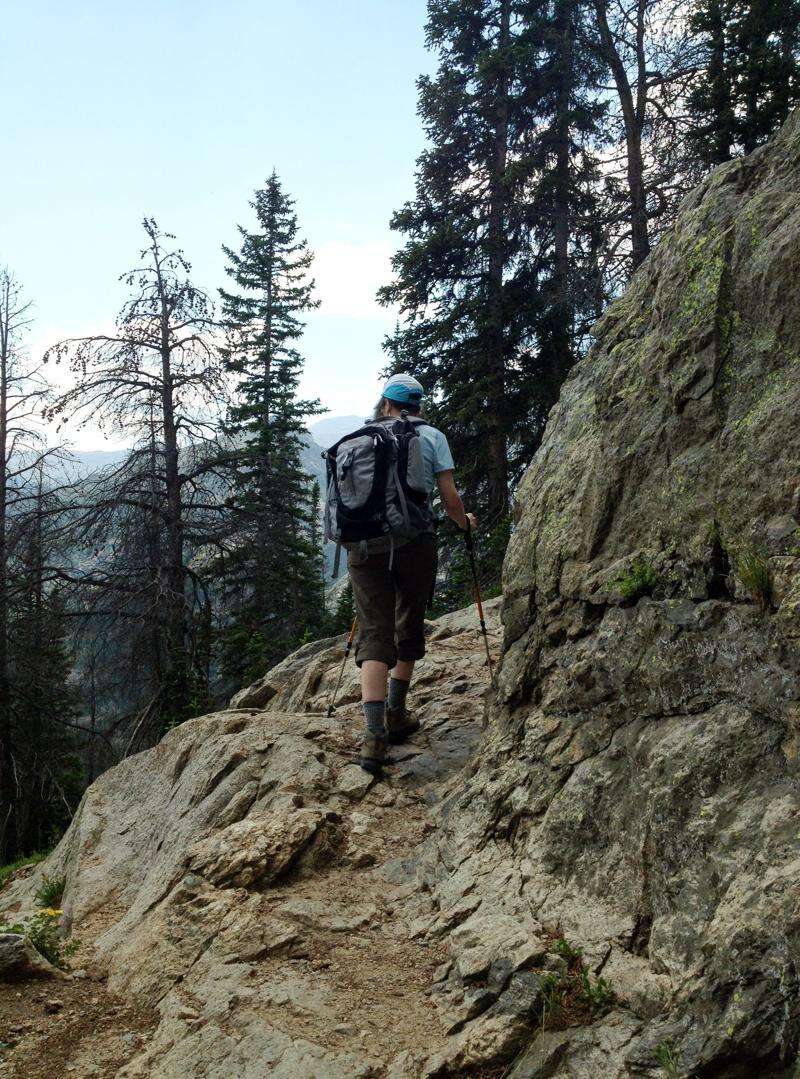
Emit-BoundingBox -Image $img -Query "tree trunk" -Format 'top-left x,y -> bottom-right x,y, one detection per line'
255,232 -> 275,623
594,0 -> 650,268
155,263 -> 188,728
552,0 -> 575,374
706,0 -> 734,163
484,0 -> 512,522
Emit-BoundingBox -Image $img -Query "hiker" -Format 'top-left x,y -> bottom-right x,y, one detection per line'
324,373 -> 475,774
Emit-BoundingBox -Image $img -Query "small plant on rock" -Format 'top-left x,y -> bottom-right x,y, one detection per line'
617,557 -> 660,602
656,1040 -> 680,1079
0,909 -> 78,969
553,937 -> 583,963
538,937 -> 615,1031
736,547 -> 773,609
35,874 -> 65,909
579,969 -> 614,1008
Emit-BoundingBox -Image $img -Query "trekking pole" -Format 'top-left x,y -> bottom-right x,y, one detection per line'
463,523 -> 496,690
326,617 -> 358,717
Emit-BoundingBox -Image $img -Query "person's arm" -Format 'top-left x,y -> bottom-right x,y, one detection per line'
436,470 -> 477,532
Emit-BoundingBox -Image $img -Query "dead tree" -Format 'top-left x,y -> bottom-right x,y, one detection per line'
46,219 -> 230,747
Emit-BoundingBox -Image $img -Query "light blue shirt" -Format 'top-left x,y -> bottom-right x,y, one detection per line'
418,424 -> 454,494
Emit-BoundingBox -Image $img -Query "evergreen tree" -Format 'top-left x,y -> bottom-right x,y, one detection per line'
380,0 -> 605,534
0,270 -> 82,861
4,465 -> 82,860
688,0 -> 800,164
218,172 -> 325,685
9,493 -> 83,856
330,580 -> 355,636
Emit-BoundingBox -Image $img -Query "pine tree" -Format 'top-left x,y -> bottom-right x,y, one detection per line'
330,580 -> 355,636
688,0 -> 800,164
218,172 -> 325,685
4,466 -> 82,860
381,0 -> 605,533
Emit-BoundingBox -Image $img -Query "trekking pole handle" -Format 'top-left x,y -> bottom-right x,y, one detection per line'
462,517 -> 474,551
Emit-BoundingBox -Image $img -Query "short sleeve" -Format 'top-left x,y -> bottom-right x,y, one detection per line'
433,429 -> 455,474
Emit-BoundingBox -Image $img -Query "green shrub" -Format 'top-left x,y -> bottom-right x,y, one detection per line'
617,557 -> 659,602
0,908 -> 78,969
737,548 -> 773,609
35,874 -> 66,909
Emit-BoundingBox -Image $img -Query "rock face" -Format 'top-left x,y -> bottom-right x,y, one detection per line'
414,112 -> 800,1075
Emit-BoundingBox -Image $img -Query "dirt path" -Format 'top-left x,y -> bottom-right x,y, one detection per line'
0,600 -> 502,1077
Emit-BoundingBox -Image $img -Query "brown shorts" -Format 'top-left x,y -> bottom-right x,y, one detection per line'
347,533 -> 438,668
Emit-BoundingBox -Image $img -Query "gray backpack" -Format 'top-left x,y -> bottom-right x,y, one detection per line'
323,415 -> 434,574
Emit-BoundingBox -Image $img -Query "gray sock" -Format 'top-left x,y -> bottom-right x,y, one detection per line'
362,699 -> 386,735
388,678 -> 410,712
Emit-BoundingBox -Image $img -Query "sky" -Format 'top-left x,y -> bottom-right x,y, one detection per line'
1,0 -> 433,449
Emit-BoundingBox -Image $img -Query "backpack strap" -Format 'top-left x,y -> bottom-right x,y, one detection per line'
392,462 -> 411,530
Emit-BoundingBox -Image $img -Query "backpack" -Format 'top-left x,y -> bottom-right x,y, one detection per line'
323,414 -> 435,575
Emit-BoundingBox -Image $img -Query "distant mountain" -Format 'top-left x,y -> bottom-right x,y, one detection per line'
58,448 -> 130,477
300,433 -> 327,487
308,415 -> 367,449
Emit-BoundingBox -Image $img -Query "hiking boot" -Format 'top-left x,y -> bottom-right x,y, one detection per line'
385,705 -> 421,745
359,730 -> 387,774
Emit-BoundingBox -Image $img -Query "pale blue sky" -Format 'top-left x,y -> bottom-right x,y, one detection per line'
2,1 -> 432,447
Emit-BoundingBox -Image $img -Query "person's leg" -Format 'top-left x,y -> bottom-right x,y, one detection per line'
388,659 -> 415,717
347,545 -> 397,772
387,535 -> 438,742
362,660 -> 389,707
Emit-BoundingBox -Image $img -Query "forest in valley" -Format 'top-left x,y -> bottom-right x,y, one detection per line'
1,0 -> 799,867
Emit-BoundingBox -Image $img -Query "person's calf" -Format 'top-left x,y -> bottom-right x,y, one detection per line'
361,659 -> 389,703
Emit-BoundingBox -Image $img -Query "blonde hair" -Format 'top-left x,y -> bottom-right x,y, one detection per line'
372,396 -> 422,421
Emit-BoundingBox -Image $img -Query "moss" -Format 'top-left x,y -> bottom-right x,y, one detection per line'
617,557 -> 660,602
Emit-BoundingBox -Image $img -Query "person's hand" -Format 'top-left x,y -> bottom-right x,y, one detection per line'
464,512 -> 477,532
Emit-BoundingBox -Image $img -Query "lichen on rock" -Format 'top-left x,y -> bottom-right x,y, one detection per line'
424,111 -> 800,1077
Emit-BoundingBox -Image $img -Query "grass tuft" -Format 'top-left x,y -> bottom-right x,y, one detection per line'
35,874 -> 66,909
656,1040 -> 680,1079
737,548 -> 773,609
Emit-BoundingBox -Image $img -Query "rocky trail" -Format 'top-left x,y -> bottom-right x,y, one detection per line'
0,601 -> 518,1078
